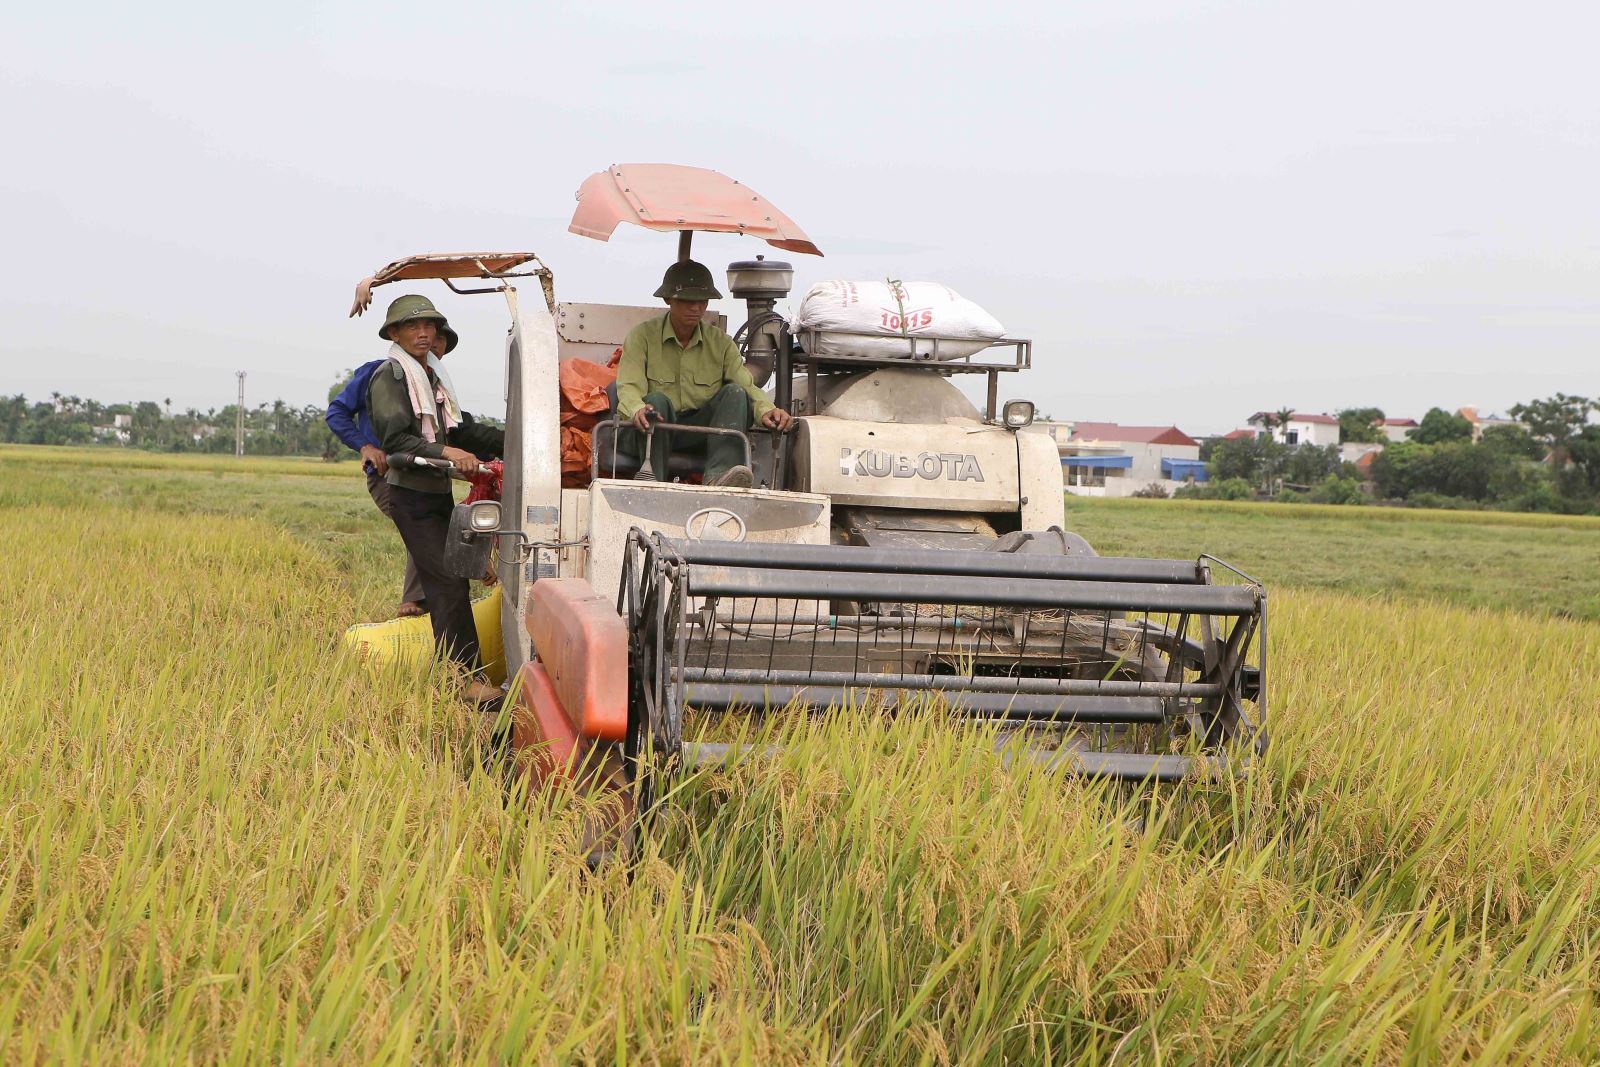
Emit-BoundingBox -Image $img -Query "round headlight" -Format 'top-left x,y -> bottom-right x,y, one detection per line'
469,501 -> 501,531
1002,400 -> 1035,428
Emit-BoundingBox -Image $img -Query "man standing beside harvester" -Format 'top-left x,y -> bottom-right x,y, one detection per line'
327,315 -> 463,619
364,294 -> 506,707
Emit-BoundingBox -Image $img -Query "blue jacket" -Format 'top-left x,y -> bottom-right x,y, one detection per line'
326,360 -> 384,468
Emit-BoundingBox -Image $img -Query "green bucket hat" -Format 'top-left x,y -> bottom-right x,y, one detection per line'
654,260 -> 722,301
438,323 -> 459,354
379,294 -> 449,341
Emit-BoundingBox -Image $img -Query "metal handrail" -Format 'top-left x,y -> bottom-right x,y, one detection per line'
775,329 -> 1031,423
589,418 -> 754,481
793,330 -> 1031,372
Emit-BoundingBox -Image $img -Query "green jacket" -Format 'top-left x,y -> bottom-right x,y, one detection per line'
367,359 -> 504,493
615,314 -> 774,421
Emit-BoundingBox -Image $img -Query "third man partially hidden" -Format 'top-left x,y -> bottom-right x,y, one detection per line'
615,260 -> 793,487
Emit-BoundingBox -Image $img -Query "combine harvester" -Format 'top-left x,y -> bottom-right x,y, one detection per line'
353,164 -> 1267,818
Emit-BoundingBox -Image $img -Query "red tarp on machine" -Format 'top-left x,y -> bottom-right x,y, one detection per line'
559,351 -> 619,488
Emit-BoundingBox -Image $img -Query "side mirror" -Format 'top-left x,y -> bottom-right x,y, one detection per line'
444,500 -> 501,578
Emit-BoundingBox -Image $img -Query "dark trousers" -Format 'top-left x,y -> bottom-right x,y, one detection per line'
386,484 -> 481,674
618,385 -> 752,482
365,470 -> 425,605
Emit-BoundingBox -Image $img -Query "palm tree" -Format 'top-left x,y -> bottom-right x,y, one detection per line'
1257,407 -> 1296,496
1275,407 -> 1296,443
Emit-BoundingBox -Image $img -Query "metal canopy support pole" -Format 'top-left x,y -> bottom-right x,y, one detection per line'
774,327 -> 793,428
677,230 -> 693,263
501,282 -> 564,677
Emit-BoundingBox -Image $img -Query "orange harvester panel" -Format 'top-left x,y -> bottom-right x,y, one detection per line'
513,662 -> 580,780
526,579 -> 628,741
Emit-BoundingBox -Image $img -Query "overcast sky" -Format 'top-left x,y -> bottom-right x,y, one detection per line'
4,1 -> 1596,434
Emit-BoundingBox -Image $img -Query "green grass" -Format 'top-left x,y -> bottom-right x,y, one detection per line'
0,443 -> 358,477
0,445 -> 450,616
2,447 -> 1599,1063
1096,495 -> 1600,532
1064,495 -> 1600,621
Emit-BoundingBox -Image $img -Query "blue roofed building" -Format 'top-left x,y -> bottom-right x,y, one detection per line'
1024,421 -> 1206,497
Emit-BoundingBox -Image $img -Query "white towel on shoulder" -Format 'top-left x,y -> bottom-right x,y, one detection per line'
387,343 -> 460,443
426,353 -> 460,419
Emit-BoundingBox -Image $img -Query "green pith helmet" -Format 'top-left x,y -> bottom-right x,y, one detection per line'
379,294 -> 449,341
653,259 -> 722,301
438,323 -> 459,354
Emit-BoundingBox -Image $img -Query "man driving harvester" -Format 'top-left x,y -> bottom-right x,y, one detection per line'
616,260 -> 793,486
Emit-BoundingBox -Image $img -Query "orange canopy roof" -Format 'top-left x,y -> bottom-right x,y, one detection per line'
363,252 -> 545,283
569,164 -> 822,256
348,252 -> 549,317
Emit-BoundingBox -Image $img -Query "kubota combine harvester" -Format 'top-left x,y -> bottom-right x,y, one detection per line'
352,164 -> 1267,819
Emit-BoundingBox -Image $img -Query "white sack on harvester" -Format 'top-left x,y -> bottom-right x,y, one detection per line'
792,279 -> 1006,360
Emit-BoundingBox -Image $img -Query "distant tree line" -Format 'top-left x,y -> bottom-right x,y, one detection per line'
1189,434 -> 1363,505
1,374 -> 503,460
0,390 -> 343,458
1373,395 -> 1599,513
1184,394 -> 1600,514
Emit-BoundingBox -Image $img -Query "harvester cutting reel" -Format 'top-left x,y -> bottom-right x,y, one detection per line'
617,529 -> 1267,809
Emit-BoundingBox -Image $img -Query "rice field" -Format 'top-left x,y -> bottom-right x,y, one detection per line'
3,446 -> 1599,1064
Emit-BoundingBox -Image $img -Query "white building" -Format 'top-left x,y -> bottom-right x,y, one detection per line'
1024,421 -> 1205,497
1246,411 -> 1340,447
1027,420 -> 1073,451
1340,441 -> 1385,465
1380,417 -> 1417,443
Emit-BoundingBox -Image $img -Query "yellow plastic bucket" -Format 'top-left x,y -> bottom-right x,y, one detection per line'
342,586 -> 506,686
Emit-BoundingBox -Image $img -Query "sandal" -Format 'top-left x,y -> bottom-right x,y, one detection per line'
464,680 -> 506,713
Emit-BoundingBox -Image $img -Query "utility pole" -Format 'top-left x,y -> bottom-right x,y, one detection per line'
235,372 -> 246,457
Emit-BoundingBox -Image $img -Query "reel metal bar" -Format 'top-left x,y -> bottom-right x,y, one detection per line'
667,565 -> 689,758
683,743 -> 1210,784
1009,749 -> 1201,783
657,538 -> 1205,585
682,566 -> 1261,616
678,666 -> 1225,699
1197,607 -> 1263,742
683,684 -> 1168,723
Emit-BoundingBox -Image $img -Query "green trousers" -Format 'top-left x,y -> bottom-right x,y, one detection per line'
619,385 -> 752,482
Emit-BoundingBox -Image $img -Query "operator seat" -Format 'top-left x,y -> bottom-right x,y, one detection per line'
591,382 -> 708,481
